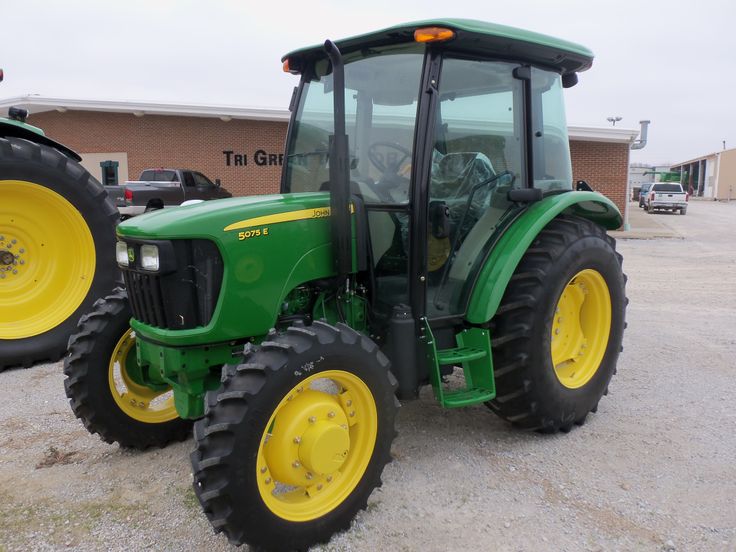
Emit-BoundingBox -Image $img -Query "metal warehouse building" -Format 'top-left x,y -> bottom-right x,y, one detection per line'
1,96 -> 640,216
671,148 -> 736,201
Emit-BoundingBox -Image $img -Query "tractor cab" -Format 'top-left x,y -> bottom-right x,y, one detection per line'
278,21 -> 602,399
282,21 -> 587,322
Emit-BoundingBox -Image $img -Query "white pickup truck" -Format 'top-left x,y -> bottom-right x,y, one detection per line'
646,182 -> 689,215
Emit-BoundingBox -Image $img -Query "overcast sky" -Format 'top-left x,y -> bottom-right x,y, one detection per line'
2,0 -> 735,165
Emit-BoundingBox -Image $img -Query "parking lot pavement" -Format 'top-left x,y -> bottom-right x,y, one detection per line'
610,199 -> 685,240
1,200 -> 735,551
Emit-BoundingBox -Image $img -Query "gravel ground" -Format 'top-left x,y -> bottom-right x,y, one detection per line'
1,199 -> 735,552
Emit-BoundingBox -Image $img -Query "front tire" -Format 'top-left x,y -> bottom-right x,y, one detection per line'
487,215 -> 626,432
64,288 -> 191,449
191,321 -> 398,550
0,137 -> 119,370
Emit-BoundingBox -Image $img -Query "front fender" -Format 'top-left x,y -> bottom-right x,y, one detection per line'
466,191 -> 621,324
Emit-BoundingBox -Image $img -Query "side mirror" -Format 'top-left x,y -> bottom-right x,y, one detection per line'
429,200 -> 450,239
562,72 -> 578,88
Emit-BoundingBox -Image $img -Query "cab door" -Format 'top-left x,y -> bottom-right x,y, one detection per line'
420,56 -> 526,319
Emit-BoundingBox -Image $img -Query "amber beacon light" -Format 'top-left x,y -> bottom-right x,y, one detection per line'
414,27 -> 455,43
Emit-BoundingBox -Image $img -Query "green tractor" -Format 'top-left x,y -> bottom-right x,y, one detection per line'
64,20 -> 626,550
0,69 -> 119,370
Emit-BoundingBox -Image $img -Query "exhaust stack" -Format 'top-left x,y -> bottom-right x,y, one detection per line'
631,120 -> 650,150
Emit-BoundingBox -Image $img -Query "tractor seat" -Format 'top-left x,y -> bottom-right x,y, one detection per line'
431,152 -> 496,200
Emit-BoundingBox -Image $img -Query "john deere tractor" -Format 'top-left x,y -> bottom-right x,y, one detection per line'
65,20 -> 626,551
0,70 -> 119,370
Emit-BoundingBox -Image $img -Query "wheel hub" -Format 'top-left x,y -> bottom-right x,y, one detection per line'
263,389 -> 351,486
299,421 -> 350,475
0,236 -> 25,280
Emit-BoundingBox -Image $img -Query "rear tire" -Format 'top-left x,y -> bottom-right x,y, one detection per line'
191,321 -> 398,550
64,288 -> 191,449
487,215 -> 626,432
0,137 -> 119,370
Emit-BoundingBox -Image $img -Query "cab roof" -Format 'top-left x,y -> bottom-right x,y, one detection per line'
283,19 -> 594,75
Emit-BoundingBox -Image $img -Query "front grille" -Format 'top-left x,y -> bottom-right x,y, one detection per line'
122,239 -> 224,330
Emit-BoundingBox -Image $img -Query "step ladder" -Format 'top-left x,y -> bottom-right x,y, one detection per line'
423,319 -> 496,408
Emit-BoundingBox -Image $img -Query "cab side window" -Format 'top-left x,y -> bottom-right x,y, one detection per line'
184,172 -> 196,187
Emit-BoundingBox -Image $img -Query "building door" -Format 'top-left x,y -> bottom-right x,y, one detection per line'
100,160 -> 119,186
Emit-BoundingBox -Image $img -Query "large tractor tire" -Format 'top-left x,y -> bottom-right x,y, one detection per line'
64,288 -> 191,449
0,136 -> 119,370
488,215 -> 626,433
191,321 -> 398,551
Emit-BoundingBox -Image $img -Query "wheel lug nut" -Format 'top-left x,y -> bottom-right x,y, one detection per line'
19,249 -> 24,254
260,466 -> 267,474
11,239 -> 16,244
292,461 -> 301,468
349,411 -> 355,417
293,437 -> 301,444
346,400 -> 352,407
327,411 -> 335,418
265,478 -> 272,484
555,329 -> 560,335
308,416 -> 316,424
326,475 -> 332,482
305,472 -> 313,480
317,484 -> 323,490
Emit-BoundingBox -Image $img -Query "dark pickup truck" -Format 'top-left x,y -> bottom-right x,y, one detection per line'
106,168 -> 232,218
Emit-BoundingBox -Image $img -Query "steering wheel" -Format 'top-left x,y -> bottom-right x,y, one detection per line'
368,142 -> 412,176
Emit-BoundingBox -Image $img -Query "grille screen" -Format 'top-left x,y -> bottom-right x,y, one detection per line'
122,239 -> 223,329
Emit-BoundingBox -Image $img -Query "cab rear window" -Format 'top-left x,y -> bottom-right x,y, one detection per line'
140,170 -> 177,182
652,183 -> 682,192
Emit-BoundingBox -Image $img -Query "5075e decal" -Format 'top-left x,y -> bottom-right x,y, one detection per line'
238,227 -> 269,241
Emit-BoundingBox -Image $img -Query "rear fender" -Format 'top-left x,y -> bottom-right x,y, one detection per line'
465,191 -> 622,324
0,118 -> 81,161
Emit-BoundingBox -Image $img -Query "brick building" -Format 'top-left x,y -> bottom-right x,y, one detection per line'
1,97 -> 638,216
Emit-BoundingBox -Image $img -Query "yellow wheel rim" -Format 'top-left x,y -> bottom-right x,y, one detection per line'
108,329 -> 179,423
551,269 -> 612,389
256,370 -> 378,522
0,180 -> 96,339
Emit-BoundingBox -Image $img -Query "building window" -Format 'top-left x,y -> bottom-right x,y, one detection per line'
100,160 -> 119,186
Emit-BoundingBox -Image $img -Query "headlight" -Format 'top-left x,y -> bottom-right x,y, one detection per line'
116,241 -> 129,266
140,244 -> 160,271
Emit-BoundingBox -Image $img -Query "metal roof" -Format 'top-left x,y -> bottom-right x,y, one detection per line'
0,95 -> 290,122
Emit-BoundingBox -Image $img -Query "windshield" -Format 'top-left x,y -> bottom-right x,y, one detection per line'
283,45 -> 424,204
